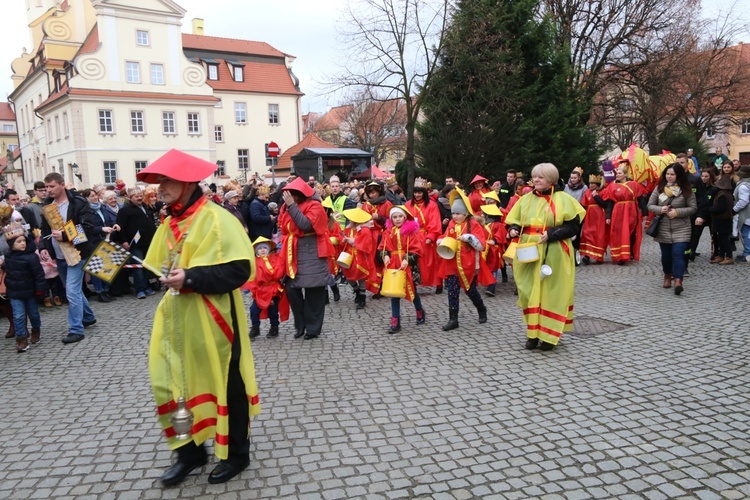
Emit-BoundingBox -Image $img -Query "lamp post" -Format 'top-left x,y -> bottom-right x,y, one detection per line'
70,162 -> 83,181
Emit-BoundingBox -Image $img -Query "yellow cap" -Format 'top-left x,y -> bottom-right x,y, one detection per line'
341,208 -> 372,224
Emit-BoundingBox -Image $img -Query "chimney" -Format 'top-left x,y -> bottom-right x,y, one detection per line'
192,18 -> 204,36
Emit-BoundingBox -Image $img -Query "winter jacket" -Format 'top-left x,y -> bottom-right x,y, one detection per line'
2,239 -> 46,299
116,201 -> 157,250
40,190 -> 99,259
647,188 -> 697,244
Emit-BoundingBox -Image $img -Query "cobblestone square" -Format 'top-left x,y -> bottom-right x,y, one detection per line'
0,237 -> 748,499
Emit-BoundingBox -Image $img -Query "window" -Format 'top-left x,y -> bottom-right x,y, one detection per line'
126,62 -> 141,83
742,119 -> 750,135
130,111 -> 145,133
103,161 -> 118,183
238,149 -> 249,170
62,112 -> 69,137
187,112 -> 200,134
234,102 -> 247,124
54,115 -> 61,141
214,125 -> 224,142
3,124 -> 14,132
47,119 -> 53,143
151,64 -> 164,85
395,150 -> 403,161
215,160 -> 226,177
233,66 -> 243,82
8,144 -> 17,152
705,124 -> 716,138
268,104 -> 279,125
162,111 -> 175,134
135,160 -> 147,174
136,30 -> 149,46
208,64 -> 218,80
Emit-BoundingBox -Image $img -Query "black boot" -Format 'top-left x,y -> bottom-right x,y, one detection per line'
388,317 -> 401,334
356,291 -> 366,310
477,304 -> 487,324
160,444 -> 208,487
249,325 -> 260,339
485,284 -> 495,297
416,309 -> 426,325
267,325 -> 279,338
442,311 -> 459,331
331,285 -> 340,302
98,292 -> 113,303
500,265 -> 508,283
435,284 -> 443,294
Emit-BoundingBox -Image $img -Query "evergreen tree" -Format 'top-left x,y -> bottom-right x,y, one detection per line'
417,0 -> 599,183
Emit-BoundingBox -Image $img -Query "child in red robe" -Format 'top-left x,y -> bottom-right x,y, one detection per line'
339,208 -> 376,310
247,237 -> 288,338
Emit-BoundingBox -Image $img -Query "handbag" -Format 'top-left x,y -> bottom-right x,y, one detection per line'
646,196 -> 675,238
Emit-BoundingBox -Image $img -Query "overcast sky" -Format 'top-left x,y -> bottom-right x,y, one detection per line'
1,0 -> 748,113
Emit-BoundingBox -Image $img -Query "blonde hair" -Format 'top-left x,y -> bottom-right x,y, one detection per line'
530,163 -> 560,185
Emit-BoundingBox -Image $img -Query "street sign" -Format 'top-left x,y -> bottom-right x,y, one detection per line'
267,141 -> 280,158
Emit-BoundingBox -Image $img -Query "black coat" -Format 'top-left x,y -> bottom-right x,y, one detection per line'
248,198 -> 274,240
2,239 -> 46,300
40,190 -> 99,259
116,201 -> 157,250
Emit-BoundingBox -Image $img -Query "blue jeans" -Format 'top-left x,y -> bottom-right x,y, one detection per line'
741,225 -> 750,257
129,247 -> 149,294
659,242 -> 689,279
250,297 -> 279,326
90,276 -> 109,294
390,295 -> 423,317
57,259 -> 96,335
10,297 -> 41,338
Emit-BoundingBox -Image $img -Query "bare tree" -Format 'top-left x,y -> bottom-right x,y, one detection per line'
341,90 -> 407,166
334,0 -> 451,195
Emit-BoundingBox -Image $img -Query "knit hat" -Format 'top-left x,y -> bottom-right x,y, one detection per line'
224,190 -> 240,202
448,187 -> 472,215
252,236 -> 276,252
389,206 -> 414,221
737,165 -> 750,179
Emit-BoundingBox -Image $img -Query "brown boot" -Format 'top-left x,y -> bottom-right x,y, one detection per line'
710,256 -> 723,264
30,328 -> 41,345
1,303 -> 14,339
674,278 -> 683,296
17,336 -> 29,353
719,257 -> 734,265
663,274 -> 672,288
43,297 -> 52,308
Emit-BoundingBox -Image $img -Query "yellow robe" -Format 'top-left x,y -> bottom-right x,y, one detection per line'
505,190 -> 586,345
145,200 -> 259,459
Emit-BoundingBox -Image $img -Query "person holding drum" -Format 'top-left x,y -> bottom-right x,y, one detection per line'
379,206 -> 426,333
505,163 -> 585,351
436,188 -> 493,331
339,208 -> 377,310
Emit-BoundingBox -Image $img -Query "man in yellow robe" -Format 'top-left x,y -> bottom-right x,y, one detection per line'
137,150 -> 259,486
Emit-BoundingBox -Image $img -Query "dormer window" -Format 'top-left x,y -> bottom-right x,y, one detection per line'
208,64 -> 218,81
227,60 -> 245,82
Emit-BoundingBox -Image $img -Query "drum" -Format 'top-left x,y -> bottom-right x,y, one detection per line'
437,236 -> 458,260
502,241 -> 518,262
515,242 -> 540,263
336,251 -> 353,269
381,269 -> 406,298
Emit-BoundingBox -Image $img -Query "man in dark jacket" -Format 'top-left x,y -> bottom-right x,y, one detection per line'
116,187 -> 157,298
498,170 -> 516,208
248,186 -> 275,240
38,173 -> 98,344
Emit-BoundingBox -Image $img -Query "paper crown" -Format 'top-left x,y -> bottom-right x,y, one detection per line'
572,167 -> 584,175
2,223 -> 24,240
256,185 -> 270,195
385,176 -> 398,187
414,177 -> 427,189
589,174 -> 603,184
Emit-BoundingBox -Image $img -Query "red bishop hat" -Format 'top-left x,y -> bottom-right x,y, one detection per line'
282,176 -> 315,198
470,174 -> 488,186
136,149 -> 217,184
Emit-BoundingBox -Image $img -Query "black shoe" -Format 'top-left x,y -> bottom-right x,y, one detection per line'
332,287 -> 340,302
485,286 -> 495,297
62,333 -> 84,344
539,341 -> 555,351
293,327 -> 306,339
416,310 -> 426,325
160,456 -> 208,487
387,317 -> 401,334
207,458 -> 250,484
442,319 -> 459,331
97,293 -> 113,303
435,285 -> 443,295
356,297 -> 366,310
324,295 -> 330,305
267,325 -> 279,338
525,338 -> 539,350
104,292 -> 116,301
249,325 -> 260,339
303,331 -> 320,340
372,293 -> 382,300
478,306 -> 487,324
83,319 -> 97,328
582,256 -> 590,265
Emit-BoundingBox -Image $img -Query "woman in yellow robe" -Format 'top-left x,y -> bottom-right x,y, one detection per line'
506,163 -> 585,351
138,149 -> 260,487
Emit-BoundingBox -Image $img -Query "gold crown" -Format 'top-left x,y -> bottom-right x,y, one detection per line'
2,223 -> 24,240
589,174 -> 603,184
256,185 -> 270,195
414,177 -> 427,189
572,166 -> 584,175
385,176 -> 397,187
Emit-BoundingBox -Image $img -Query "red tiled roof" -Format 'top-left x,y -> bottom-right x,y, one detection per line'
313,105 -> 353,132
0,102 -> 15,121
203,58 -> 302,96
76,25 -> 100,58
276,133 -> 337,170
36,85 -> 217,111
182,34 -> 289,58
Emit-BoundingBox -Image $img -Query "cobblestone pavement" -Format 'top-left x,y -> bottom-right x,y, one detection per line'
1,236 -> 748,499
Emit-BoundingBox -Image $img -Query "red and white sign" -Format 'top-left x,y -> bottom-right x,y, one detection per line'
267,141 -> 280,158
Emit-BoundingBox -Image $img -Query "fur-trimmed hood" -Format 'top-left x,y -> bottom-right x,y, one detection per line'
385,218 -> 420,236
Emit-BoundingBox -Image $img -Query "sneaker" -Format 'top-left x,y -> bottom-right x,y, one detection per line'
144,289 -> 156,297
683,269 -> 690,277
17,336 -> 29,353
736,255 -> 750,263
62,333 -> 84,344
137,291 -> 146,299
83,319 -> 97,328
